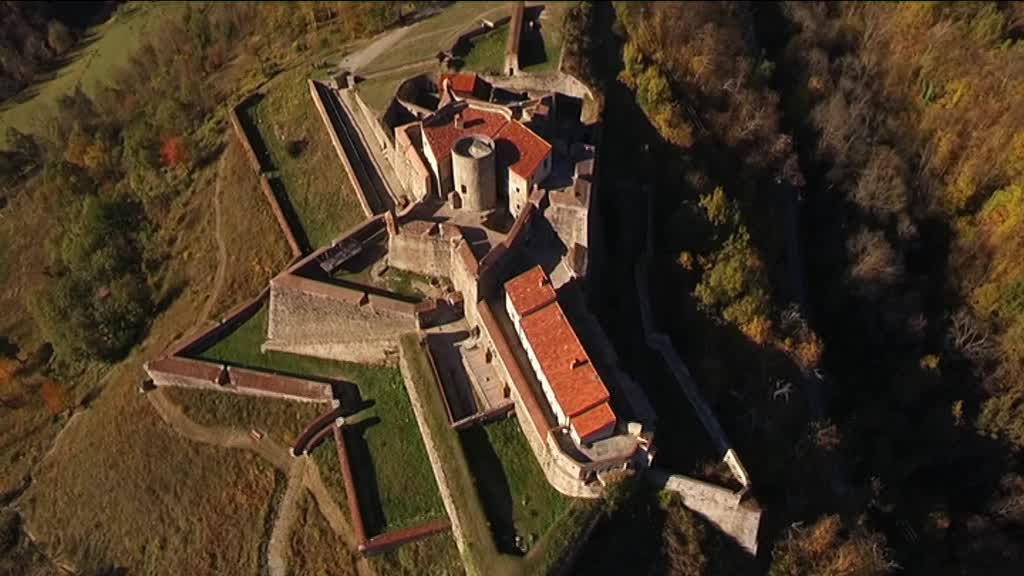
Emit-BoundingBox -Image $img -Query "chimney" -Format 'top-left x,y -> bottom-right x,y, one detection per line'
570,357 -> 586,369
455,112 -> 464,130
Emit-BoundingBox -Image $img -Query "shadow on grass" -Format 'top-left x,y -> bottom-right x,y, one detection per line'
519,7 -> 549,69
344,416 -> 387,537
235,93 -> 274,171
267,176 -> 312,253
459,425 -> 521,555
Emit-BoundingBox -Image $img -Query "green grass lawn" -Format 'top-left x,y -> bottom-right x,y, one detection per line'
399,333 -> 598,576
461,27 -> 508,75
0,2 -> 187,142
466,418 -> 571,549
163,386 -> 325,445
190,302 -> 444,535
193,305 -> 351,381
356,61 -> 439,113
243,66 -> 364,250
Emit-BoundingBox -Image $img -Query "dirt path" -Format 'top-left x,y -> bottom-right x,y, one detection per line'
198,153 -> 228,323
267,458 -> 307,576
147,389 -> 293,471
148,389 -> 375,576
304,461 -> 375,576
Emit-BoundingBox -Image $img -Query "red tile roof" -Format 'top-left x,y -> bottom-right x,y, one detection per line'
571,402 -> 616,442
439,73 -> 486,97
422,106 -> 507,167
504,265 -> 556,317
519,297 -> 608,419
422,104 -> 551,180
497,120 -> 551,180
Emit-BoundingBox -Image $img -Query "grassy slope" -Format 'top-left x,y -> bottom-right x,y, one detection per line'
360,2 -> 508,75
193,305 -> 444,533
288,492 -> 361,576
462,27 -> 509,75
246,65 -> 363,249
208,138 -> 292,317
15,117 -> 294,575
164,386 -> 324,445
0,2 -> 187,141
310,438 -> 348,517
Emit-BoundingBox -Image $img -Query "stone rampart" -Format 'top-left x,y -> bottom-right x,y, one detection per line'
648,469 -> 761,555
226,366 -> 333,402
308,79 -> 374,218
333,425 -> 368,549
145,357 -> 332,402
352,88 -> 391,153
146,356 -> 226,392
264,275 -> 416,363
387,221 -> 454,278
362,518 -> 452,555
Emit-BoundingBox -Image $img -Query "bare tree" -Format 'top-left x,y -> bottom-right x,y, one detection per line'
947,309 -> 993,361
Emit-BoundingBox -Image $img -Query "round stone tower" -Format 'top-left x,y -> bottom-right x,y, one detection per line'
451,134 -> 496,211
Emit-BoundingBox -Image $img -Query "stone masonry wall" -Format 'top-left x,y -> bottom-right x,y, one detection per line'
264,279 -> 416,363
388,231 -> 453,278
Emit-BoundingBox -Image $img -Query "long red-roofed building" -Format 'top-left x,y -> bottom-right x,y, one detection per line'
504,265 -> 617,445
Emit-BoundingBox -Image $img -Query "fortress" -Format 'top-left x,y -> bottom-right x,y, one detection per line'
144,28 -> 760,556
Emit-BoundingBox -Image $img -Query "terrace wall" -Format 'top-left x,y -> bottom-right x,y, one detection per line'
387,227 -> 454,278
260,175 -> 303,258
229,94 -> 265,173
263,275 -> 416,364
144,357 -> 333,402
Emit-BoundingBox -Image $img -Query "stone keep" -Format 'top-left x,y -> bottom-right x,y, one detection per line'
451,134 -> 497,211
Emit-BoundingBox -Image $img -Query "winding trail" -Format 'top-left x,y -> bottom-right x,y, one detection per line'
147,389 -> 374,576
198,153 -> 229,323
148,389 -> 293,471
268,459 -> 307,576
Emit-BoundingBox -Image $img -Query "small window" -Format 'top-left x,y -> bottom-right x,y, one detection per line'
461,184 -> 467,195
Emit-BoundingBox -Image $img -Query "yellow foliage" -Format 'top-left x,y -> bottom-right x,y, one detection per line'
938,79 -> 969,109
678,251 -> 695,270
795,336 -> 824,371
919,354 -> 941,371
1009,131 -> 1024,180
741,315 -> 773,345
0,358 -> 17,386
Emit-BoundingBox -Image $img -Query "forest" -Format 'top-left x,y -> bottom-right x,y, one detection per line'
567,1 -> 1024,574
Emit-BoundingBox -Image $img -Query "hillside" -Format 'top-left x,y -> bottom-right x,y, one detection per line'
571,1 -> 1024,574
